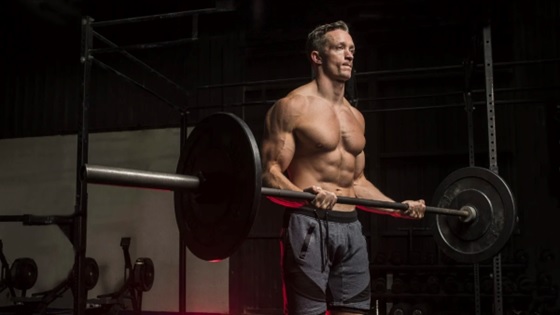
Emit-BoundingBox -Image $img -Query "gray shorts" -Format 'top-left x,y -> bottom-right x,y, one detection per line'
281,207 -> 371,315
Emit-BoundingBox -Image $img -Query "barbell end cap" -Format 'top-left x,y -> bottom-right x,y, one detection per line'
459,205 -> 477,223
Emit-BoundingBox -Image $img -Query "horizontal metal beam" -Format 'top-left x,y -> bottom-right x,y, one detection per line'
91,8 -> 231,27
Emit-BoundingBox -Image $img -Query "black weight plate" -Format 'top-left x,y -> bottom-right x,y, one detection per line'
69,256 -> 99,291
84,257 -> 99,291
175,112 -> 262,261
431,167 -> 517,263
133,257 -> 154,292
10,257 -> 38,291
443,188 -> 492,241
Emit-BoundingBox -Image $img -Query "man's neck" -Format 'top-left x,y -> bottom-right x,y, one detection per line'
315,76 -> 346,105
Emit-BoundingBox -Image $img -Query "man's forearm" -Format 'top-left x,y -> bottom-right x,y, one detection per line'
353,180 -> 394,203
353,179 -> 413,218
262,168 -> 302,191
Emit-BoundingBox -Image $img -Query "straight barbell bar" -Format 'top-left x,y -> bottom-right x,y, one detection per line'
83,164 -> 476,220
82,112 -> 517,263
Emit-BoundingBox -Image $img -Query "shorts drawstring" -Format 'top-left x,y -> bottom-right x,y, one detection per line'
284,206 -> 357,273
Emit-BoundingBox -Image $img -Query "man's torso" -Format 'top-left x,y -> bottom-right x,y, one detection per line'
286,86 -> 366,211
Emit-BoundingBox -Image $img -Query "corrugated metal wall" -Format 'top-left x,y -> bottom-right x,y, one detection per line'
0,2 -> 245,139
0,8 -> 80,139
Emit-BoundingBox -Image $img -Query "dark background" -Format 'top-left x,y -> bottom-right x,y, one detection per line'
1,0 -> 559,314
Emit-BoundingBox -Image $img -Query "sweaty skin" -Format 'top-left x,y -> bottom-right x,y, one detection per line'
261,29 -> 425,218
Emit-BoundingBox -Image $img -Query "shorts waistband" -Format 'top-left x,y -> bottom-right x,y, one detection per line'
284,206 -> 358,226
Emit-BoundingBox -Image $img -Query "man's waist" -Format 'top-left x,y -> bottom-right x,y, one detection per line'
284,206 -> 359,225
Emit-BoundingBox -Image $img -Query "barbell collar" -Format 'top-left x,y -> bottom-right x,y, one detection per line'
459,205 -> 477,223
83,164 -> 200,191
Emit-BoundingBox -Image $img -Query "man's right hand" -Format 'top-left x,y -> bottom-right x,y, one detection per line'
304,186 -> 338,209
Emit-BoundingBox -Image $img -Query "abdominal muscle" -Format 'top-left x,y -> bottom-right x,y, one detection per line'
287,150 -> 358,212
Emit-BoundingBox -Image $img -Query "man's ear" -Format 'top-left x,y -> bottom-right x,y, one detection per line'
310,51 -> 322,65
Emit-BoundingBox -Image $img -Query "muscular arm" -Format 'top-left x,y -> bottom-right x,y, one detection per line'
353,151 -> 400,215
351,107 -> 425,218
349,109 -> 396,209
261,96 -> 339,209
261,97 -> 303,192
353,152 -> 393,202
353,152 -> 425,219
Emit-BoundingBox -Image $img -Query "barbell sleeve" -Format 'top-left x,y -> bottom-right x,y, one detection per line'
83,164 -> 472,219
83,164 -> 200,191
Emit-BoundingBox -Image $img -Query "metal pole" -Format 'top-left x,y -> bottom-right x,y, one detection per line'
74,15 -> 94,315
484,27 -> 499,175
90,37 -> 198,53
179,113 -> 188,313
91,31 -> 191,96
474,263 -> 481,315
0,215 -> 73,225
194,58 -> 560,91
91,8 -> 229,27
183,97 -> 549,115
483,23 -> 504,315
90,56 -> 185,112
464,26 -> 481,315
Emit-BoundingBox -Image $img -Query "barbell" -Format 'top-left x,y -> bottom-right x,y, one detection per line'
82,112 -> 517,263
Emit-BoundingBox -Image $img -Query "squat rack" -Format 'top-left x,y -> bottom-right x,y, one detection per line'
76,5 -> 232,315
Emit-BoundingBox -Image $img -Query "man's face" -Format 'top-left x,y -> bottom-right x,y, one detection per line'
320,29 -> 355,81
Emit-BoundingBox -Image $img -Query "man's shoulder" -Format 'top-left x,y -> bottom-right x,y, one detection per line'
272,90 -> 313,111
278,92 -> 309,105
344,101 -> 364,119
268,81 -> 324,117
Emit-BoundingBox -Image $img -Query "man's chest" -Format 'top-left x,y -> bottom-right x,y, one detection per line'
294,109 -> 365,155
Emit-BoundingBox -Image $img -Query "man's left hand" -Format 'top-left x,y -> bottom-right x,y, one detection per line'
402,199 -> 426,219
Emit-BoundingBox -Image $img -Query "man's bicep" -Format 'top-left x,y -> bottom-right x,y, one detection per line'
261,131 -> 296,173
262,100 -> 299,171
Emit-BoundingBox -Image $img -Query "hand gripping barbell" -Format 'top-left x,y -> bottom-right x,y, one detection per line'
82,112 -> 517,263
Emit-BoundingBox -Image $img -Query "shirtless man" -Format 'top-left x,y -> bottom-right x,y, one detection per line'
260,21 -> 427,315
